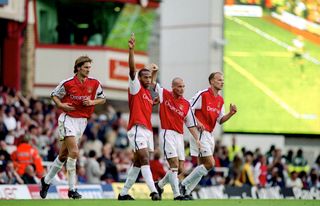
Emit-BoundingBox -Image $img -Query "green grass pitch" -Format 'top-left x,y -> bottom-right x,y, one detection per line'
223,16 -> 320,134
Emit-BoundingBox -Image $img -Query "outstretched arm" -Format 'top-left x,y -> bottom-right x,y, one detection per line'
128,33 -> 136,80
220,103 -> 237,124
150,63 -> 159,85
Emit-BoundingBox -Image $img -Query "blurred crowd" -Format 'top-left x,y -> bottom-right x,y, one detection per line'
196,137 -> 320,190
0,85 -> 319,190
0,85 -> 132,185
227,0 -> 320,24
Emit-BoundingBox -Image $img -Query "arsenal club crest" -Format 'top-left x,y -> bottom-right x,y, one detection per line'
87,87 -> 93,94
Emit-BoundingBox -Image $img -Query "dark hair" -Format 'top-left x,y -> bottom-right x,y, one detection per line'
208,72 -> 222,83
28,124 -> 37,132
138,68 -> 150,77
73,56 -> 92,73
245,151 -> 254,157
89,150 -> 96,158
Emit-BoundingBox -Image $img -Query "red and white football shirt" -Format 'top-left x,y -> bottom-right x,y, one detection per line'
51,75 -> 105,118
156,84 -> 196,134
190,87 -> 225,133
127,73 -> 153,131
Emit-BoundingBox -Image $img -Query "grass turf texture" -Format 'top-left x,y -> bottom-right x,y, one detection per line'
223,16 -> 320,134
1,199 -> 319,206
105,4 -> 156,51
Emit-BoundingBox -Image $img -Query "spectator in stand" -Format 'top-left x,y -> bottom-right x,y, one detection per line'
312,154 -> 320,172
0,140 -> 11,165
254,155 -> 268,188
285,150 -> 294,173
286,171 -> 303,189
0,86 -> 6,105
285,150 -> 294,164
269,148 -> 286,183
220,145 -> 230,168
267,167 -> 285,188
21,164 -> 40,184
293,149 -> 309,173
96,114 -> 109,145
228,135 -> 240,162
27,124 -> 40,148
298,171 -> 309,189
227,155 -> 243,187
308,168 -> 319,189
240,151 -> 255,186
98,143 -> 119,182
0,160 -> 24,184
85,150 -> 105,184
0,105 -> 9,141
77,165 -> 87,184
37,129 -> 51,161
149,149 -> 166,181
3,106 -> 17,145
11,135 -> 44,178
213,147 -> 221,168
266,145 -> 275,164
83,113 -> 98,143
83,132 -> 103,158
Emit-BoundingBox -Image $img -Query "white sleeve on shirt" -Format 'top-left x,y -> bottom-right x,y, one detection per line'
217,104 -> 225,124
185,107 -> 197,128
95,82 -> 105,99
154,83 -> 164,103
189,90 -> 204,111
129,73 -> 141,95
51,80 -> 67,99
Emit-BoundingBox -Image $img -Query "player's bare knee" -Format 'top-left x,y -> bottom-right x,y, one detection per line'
139,156 -> 149,165
133,159 -> 141,167
58,155 -> 67,162
136,149 -> 149,165
69,150 -> 79,159
204,161 -> 214,170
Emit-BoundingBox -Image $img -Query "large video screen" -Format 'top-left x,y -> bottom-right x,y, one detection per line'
223,1 -> 320,134
36,0 -> 156,52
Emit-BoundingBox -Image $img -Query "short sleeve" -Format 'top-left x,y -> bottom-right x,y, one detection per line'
154,83 -> 164,103
217,104 -> 225,124
185,107 -> 197,128
129,72 -> 141,95
51,80 -> 66,99
95,82 -> 105,99
189,91 -> 203,110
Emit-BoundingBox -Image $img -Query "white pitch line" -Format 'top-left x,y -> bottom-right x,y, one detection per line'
228,51 -> 291,57
227,16 -> 320,65
224,56 -> 317,120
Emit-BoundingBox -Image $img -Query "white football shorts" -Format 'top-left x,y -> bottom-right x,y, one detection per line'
190,130 -> 215,157
58,113 -> 87,144
159,129 -> 185,161
128,125 -> 154,152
